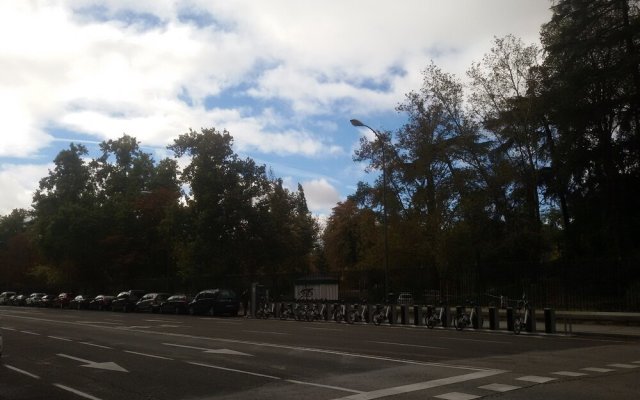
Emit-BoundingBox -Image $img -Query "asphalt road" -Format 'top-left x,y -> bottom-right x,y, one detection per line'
1,306 -> 639,400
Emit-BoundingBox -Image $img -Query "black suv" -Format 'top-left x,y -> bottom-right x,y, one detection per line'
187,289 -> 239,316
111,290 -> 145,312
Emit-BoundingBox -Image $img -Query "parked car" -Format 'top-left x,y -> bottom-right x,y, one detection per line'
89,295 -> 114,311
1,328 -> 3,357
53,292 -> 74,308
26,293 -> 46,306
0,291 -> 16,305
135,293 -> 170,313
69,294 -> 91,310
159,294 -> 191,314
397,292 -> 414,306
39,294 -> 56,307
111,290 -> 145,312
11,294 -> 26,306
187,289 -> 239,316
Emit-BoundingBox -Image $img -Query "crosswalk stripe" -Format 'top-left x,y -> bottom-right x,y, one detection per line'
478,383 -> 521,392
552,371 -> 587,377
582,367 -> 615,373
516,375 -> 556,384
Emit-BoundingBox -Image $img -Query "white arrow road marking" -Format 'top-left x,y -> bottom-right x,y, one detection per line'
57,354 -> 129,372
163,342 -> 252,356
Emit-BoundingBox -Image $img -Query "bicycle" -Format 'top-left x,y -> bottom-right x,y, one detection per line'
372,304 -> 389,325
454,301 -> 481,331
348,301 -> 368,324
425,301 -> 446,329
513,296 -> 530,335
255,301 -> 273,319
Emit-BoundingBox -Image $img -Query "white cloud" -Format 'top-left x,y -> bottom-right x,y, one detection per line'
301,178 -> 342,215
0,163 -> 51,215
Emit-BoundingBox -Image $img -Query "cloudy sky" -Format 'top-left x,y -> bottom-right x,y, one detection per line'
0,0 -> 552,217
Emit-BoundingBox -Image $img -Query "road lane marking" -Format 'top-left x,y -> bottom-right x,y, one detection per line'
188,361 -> 280,379
243,330 -> 288,335
285,379 -> 363,394
582,367 -> 615,372
437,337 -> 511,344
20,330 -> 40,335
80,342 -> 113,349
48,335 -> 73,341
607,363 -> 639,369
4,364 -> 40,379
516,375 -> 556,383
552,371 -> 587,377
163,342 -> 252,356
303,327 -> 341,332
478,383 -> 521,392
145,319 -> 177,323
53,384 -> 102,400
434,392 -> 480,400
330,370 -> 503,400
368,341 -> 447,350
0,312 -> 495,372
0,327 -> 16,331
123,350 -> 173,360
57,353 -> 128,372
75,321 -> 120,325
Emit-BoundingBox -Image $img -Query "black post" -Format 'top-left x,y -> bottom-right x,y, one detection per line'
506,307 -> 514,331
544,308 -> 556,334
489,307 -> 499,330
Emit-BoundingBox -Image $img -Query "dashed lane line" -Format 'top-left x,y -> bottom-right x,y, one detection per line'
284,379 -> 364,394
20,330 -> 41,335
552,371 -> 588,377
607,363 -> 639,369
123,350 -> 173,360
516,375 -> 557,384
434,392 -> 480,400
582,367 -> 615,373
187,361 -> 281,380
53,384 -> 102,400
478,383 -> 521,392
48,335 -> 73,341
242,330 -> 288,335
79,342 -> 113,349
4,364 -> 41,379
0,327 -> 16,331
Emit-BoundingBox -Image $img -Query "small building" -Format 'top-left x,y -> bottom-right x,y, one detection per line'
294,277 -> 339,301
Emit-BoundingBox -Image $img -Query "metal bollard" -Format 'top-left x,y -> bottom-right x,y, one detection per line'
390,305 -> 397,325
506,307 -> 514,331
275,302 -> 282,319
544,308 -> 556,334
413,305 -> 422,326
401,305 -> 409,325
527,308 -> 536,333
442,306 -> 450,328
472,305 -> 482,329
367,304 -> 374,323
489,306 -> 499,330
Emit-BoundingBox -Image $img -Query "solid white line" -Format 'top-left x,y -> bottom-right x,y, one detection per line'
438,336 -> 511,344
187,361 -> 280,380
145,319 -> 177,323
80,342 -> 112,349
329,370 -> 503,400
303,327 -> 341,332
368,341 -> 447,350
20,330 -> 40,335
285,379 -> 363,394
123,350 -> 173,360
53,384 -> 102,400
243,330 -> 288,335
4,364 -> 40,379
48,335 -> 73,342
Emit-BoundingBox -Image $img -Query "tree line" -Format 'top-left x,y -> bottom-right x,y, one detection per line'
0,129 -> 319,294
323,0 -> 640,308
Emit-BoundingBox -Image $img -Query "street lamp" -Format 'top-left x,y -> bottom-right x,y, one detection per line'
350,119 -> 390,302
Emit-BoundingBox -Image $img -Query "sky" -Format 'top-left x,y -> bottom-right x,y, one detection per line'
0,0 -> 552,218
